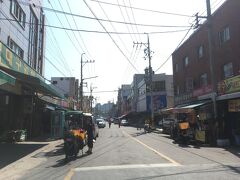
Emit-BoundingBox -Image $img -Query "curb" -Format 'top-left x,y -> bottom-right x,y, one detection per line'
0,139 -> 63,175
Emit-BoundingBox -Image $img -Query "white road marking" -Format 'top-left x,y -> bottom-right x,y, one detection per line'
122,130 -> 181,166
74,163 -> 178,172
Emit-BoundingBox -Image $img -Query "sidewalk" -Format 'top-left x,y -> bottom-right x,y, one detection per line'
0,137 -> 63,179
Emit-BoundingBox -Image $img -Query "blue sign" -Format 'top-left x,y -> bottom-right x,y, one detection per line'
147,95 -> 167,112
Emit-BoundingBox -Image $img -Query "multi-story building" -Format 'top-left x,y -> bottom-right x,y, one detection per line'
129,74 -> 144,112
137,73 -> 174,113
0,0 -> 45,74
117,84 -> 131,116
172,0 -> 240,145
0,0 -> 64,138
51,77 -> 79,100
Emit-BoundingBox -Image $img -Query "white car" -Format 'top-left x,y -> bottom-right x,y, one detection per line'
121,119 -> 129,126
96,119 -> 106,128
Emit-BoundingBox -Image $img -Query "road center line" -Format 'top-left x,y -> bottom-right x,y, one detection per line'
64,168 -> 74,180
122,130 -> 181,166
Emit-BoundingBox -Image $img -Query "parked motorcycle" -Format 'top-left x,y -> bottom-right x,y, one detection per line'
171,121 -> 194,144
64,129 -> 85,160
144,123 -> 151,133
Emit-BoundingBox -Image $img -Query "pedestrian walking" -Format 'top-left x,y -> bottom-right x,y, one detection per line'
137,119 -> 142,130
86,119 -> 94,154
108,118 -> 111,128
118,119 -> 121,128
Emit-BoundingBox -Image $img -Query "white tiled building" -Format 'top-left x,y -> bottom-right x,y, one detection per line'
0,0 -> 45,75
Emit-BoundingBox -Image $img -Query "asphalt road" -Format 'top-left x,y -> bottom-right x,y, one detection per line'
20,125 -> 240,180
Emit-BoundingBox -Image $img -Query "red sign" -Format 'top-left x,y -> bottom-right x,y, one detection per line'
193,85 -> 213,97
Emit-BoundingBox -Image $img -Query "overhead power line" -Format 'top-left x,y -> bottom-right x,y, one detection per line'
96,0 -> 131,55
18,1 -> 191,29
47,0 -> 83,62
83,0 -> 139,73
155,25 -> 194,72
0,17 -> 190,34
89,0 -> 193,18
85,90 -> 118,93
65,0 -> 94,60
45,56 -> 67,77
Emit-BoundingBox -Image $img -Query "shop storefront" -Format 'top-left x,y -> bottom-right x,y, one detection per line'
160,101 -> 213,144
0,41 -> 65,140
217,75 -> 240,145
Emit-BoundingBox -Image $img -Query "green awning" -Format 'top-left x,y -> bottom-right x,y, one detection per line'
0,70 -> 16,85
0,68 -> 64,98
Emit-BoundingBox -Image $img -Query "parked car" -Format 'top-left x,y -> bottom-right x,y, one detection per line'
158,118 -> 177,134
96,118 -> 106,128
121,119 -> 129,126
114,118 -> 119,124
92,117 -> 99,139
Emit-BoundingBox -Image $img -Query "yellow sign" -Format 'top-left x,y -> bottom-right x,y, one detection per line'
228,99 -> 240,112
0,42 -> 44,81
195,130 -> 205,142
218,75 -> 240,95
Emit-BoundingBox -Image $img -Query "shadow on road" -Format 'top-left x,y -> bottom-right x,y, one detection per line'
51,152 -> 91,168
0,142 -> 47,169
130,131 -> 146,137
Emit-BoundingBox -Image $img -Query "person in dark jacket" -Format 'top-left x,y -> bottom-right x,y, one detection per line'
86,119 -> 94,154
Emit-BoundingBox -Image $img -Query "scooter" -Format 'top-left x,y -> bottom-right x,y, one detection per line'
144,123 -> 151,133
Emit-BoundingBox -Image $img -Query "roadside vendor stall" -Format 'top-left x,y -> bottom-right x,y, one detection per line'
160,101 -> 212,144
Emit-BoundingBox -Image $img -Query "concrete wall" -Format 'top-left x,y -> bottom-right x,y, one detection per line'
51,77 -> 78,98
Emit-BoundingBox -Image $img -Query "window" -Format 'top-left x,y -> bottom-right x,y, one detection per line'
175,63 -> 179,73
186,78 -> 193,92
37,10 -> 44,74
52,81 -> 58,85
175,85 -> 180,95
200,73 -> 208,87
10,0 -> 26,28
184,56 -> 189,67
152,81 -> 166,92
198,45 -> 204,59
28,8 -> 38,69
7,36 -> 24,59
223,62 -> 233,79
219,26 -> 230,45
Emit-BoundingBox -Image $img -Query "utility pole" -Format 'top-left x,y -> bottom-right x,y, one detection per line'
90,85 -> 97,113
196,0 -> 217,145
80,53 -> 95,111
206,0 -> 217,145
134,33 -> 154,127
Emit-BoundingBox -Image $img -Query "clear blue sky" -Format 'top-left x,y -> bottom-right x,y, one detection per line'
43,0 -> 226,104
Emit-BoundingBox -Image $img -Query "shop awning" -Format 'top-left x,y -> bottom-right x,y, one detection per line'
179,102 -> 208,109
160,101 -> 211,114
0,68 -> 64,98
0,70 -> 16,85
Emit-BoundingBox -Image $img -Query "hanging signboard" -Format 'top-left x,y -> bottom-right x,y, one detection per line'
228,99 -> 240,112
218,75 -> 240,95
0,42 -> 44,81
